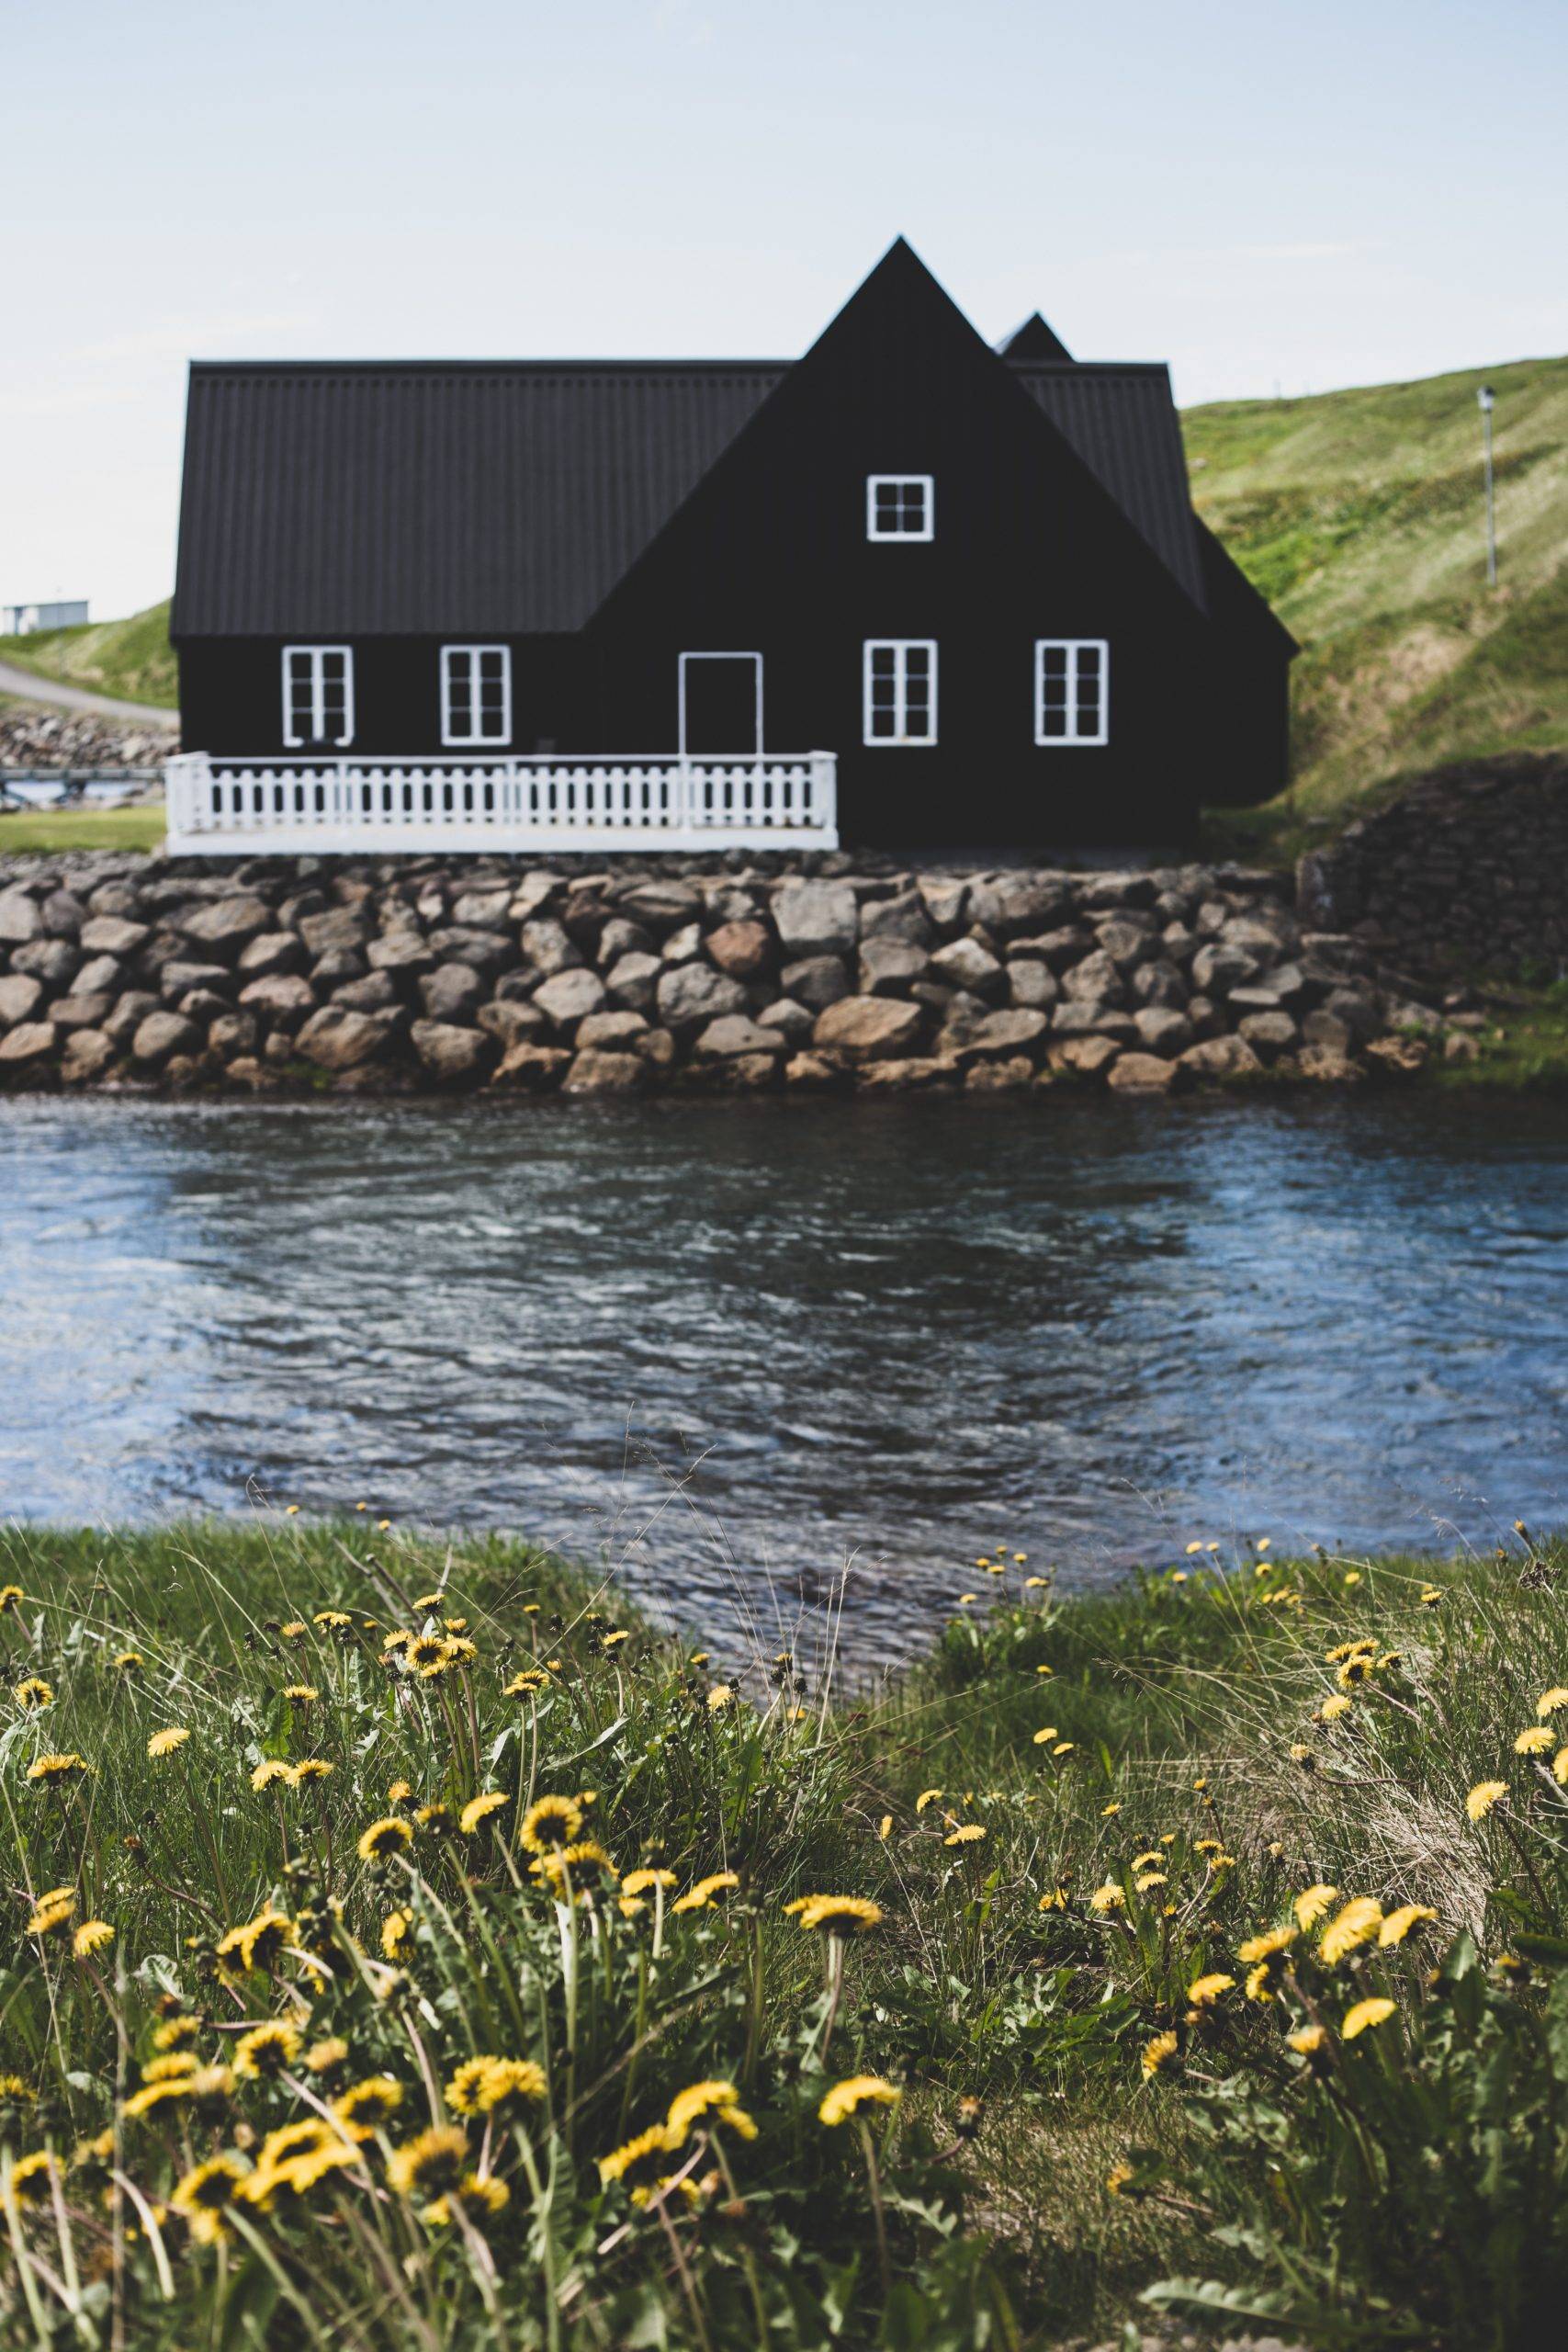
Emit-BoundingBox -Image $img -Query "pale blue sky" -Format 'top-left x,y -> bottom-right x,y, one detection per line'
6,0 -> 1564,617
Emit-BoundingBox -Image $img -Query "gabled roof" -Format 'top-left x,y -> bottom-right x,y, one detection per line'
998,312 -> 1074,362
171,243 -> 1212,638
1007,362 -> 1205,606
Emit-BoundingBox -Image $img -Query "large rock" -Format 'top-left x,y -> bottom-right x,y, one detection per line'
0,889 -> 42,945
367,932 -> 434,978
964,1056 -> 1035,1092
0,974 -> 44,1029
451,888 -> 513,932
694,1014 -> 788,1058
1108,1051 -> 1180,1092
238,932 -> 307,979
409,1020 -> 494,1082
294,1006 -> 397,1071
420,961 -> 486,1023
562,1048 -> 647,1093
159,960 -> 234,1003
131,1011 -> 201,1066
1133,1005 -> 1193,1056
61,1029 -> 115,1085
930,937 -> 1004,997
52,994 -> 115,1032
0,1021 -> 56,1070
1190,942 -> 1259,997
655,961 -> 748,1036
604,951 -> 663,1012
618,879 -> 703,933
954,1009 -> 1050,1063
772,881 -> 859,961
812,995 -> 923,1060
705,919 -> 773,979
859,938 -> 929,996
1049,1034 -> 1121,1080
73,954 -> 123,1000
1179,1034 -> 1264,1081
966,875 -> 1068,936
490,1042 -> 570,1091
177,897 -> 272,957
239,974 -> 319,1026
1238,1009 -> 1300,1058
1050,1004 -> 1138,1044
103,991 -> 161,1046
1008,960 -> 1058,1012
1060,949 -> 1125,1006
78,913 -> 149,958
779,954 -> 851,1012
860,889 -> 932,946
426,925 -> 518,978
756,997 -> 815,1045
12,939 -> 80,989
478,999 -> 549,1049
40,889 -> 87,938
520,917 -> 583,978
575,1010 -> 649,1051
299,905 -> 372,956
535,967 -> 609,1035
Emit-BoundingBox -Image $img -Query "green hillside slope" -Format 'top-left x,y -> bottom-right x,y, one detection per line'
0,601 -> 177,708
1184,354 -> 1568,848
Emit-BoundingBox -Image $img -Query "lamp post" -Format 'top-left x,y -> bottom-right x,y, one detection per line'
1477,384 -> 1497,588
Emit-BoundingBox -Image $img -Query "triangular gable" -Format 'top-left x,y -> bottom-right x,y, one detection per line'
998,311 -> 1075,362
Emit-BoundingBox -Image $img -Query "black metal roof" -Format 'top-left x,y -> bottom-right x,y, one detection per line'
173,327 -> 1206,635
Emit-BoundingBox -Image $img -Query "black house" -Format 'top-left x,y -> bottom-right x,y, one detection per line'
169,242 -> 1295,854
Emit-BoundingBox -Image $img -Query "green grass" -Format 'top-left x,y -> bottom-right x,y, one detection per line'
0,604 -> 177,711
1185,352 -> 1568,856
0,801 -> 166,854
4,1516 -> 1567,2347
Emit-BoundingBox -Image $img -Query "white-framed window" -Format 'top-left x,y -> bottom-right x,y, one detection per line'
863,639 -> 938,746
441,644 -> 513,746
866,474 -> 933,541
282,646 -> 355,748
1034,639 -> 1109,745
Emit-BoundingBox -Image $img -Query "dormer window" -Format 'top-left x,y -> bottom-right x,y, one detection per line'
866,474 -> 933,541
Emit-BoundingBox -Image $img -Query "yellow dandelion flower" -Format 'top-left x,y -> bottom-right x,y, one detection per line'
1032,1727 -> 1059,1746
15,1678 -> 53,1711
1089,1882 -> 1126,1914
1287,2022 -> 1328,2055
305,2037 -> 349,2076
1342,1996 -> 1397,2040
26,1897 -> 74,1938
1465,1781 -> 1508,1823
1320,1897 -> 1384,1965
1237,1924 -> 1296,1967
382,1909 -> 412,1960
251,1759 -> 292,1792
666,2077 -> 757,2144
313,1611 -> 352,1630
790,1894 -> 884,1934
292,1758 -> 333,1784
621,1868 -> 678,1896
945,1824 -> 987,1848
114,1651 -> 142,1669
1318,1694 -> 1354,1723
1537,1687 -> 1568,1718
233,2020 -> 301,2080
877,1814 -> 894,1840
357,1815 -> 413,1861
387,2126 -> 469,2199
73,1919 -> 115,1957
519,1794 -> 582,1853
819,2075 -> 900,2128
1187,1973 -> 1235,2006
1554,1747 -> 1568,1786
10,2152 -> 59,2208
1293,1883 -> 1339,1930
599,2124 -> 670,2191
1516,1726 -> 1554,1755
454,1789 -> 505,1836
0,1586 -> 25,1613
1134,1870 -> 1168,1893
1379,1903 -> 1438,1947
1142,2030 -> 1179,2080
152,2016 -> 201,2052
333,2075 -> 404,2137
282,1684 -> 319,1704
426,2172 -> 510,2225
671,1871 -> 740,1914
915,1788 -> 943,1813
171,2154 -> 250,2242
147,1727 -> 190,1759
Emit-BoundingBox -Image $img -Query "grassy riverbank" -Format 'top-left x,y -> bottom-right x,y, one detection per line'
0,606 -> 177,710
5,1519 -> 1567,2347
0,801 -> 165,855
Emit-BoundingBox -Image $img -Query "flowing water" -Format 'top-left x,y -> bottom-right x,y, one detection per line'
2,1092 -> 1566,1664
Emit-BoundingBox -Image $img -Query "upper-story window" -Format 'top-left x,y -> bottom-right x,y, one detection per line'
1034,639 -> 1109,745
441,645 -> 513,746
863,639 -> 938,746
282,646 -> 354,748
866,474 -> 934,541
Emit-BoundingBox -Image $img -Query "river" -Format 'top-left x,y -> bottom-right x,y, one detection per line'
3,1091 -> 1565,1664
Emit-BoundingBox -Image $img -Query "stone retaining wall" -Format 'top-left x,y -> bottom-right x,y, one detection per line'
1297,752 -> 1568,984
0,850 -> 1472,1098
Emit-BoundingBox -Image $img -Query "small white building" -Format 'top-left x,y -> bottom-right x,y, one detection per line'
4,600 -> 89,636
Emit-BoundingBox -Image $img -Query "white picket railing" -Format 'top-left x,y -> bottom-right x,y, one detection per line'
164,751 -> 838,855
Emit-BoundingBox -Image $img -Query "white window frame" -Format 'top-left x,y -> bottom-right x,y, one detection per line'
282,645 -> 355,749
866,474 -> 934,542
1033,639 -> 1110,747
863,639 -> 938,748
440,644 -> 513,747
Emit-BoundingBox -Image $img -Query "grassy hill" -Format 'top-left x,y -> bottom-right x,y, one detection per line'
0,600 -> 177,708
1184,352 -> 1568,853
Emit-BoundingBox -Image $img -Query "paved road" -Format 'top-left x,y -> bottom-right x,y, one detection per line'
0,658 -> 178,728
